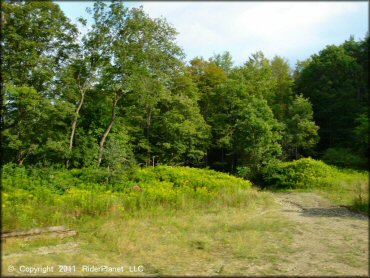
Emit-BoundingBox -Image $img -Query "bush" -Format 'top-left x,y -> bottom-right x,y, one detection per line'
134,166 -> 252,192
262,158 -> 341,189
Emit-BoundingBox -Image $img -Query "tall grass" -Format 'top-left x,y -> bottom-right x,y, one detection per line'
2,164 -> 255,230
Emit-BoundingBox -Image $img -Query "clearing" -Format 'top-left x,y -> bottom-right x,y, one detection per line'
2,192 -> 368,276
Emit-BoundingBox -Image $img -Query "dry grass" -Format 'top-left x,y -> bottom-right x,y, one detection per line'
2,191 -> 296,276
3,190 -> 368,276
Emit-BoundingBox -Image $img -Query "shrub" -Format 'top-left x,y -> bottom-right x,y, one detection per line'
134,166 -> 252,192
262,158 -> 341,189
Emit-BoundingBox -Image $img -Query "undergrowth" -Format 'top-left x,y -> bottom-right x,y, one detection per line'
2,164 -> 254,230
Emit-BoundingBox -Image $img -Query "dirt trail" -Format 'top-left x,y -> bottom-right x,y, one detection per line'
273,192 -> 369,276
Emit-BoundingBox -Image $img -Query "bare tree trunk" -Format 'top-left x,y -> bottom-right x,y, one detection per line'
98,92 -> 121,167
69,91 -> 85,150
66,90 -> 85,168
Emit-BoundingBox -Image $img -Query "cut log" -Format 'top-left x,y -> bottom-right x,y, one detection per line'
1,226 -> 77,240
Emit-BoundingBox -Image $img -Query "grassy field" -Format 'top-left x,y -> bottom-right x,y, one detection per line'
1,165 -> 295,276
3,196 -> 298,276
1,161 -> 368,276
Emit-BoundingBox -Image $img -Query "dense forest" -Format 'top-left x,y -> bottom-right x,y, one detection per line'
2,1 -> 369,180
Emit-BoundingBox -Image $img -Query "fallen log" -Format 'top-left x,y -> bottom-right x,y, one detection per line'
1,226 -> 77,240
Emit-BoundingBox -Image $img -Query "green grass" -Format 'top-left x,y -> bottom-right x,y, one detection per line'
262,158 -> 369,214
313,175 -> 369,214
2,164 -> 298,276
2,197 -> 296,276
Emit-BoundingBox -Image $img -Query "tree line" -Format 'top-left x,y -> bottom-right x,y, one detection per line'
2,1 -> 368,180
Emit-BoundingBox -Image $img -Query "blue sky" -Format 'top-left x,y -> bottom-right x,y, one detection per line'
56,1 -> 368,67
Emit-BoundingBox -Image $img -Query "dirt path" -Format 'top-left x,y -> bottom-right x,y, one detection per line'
273,192 -> 369,276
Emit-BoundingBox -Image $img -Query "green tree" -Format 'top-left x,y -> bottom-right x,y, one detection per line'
241,51 -> 276,100
86,2 -> 184,166
103,121 -> 136,169
210,51 -> 234,73
233,96 -> 283,178
56,13 -> 112,167
2,1 -> 77,92
2,1 -> 78,165
152,72 -> 211,166
123,74 -> 171,165
295,39 -> 368,153
284,95 -> 319,159
189,57 -> 231,169
3,85 -> 73,165
189,57 -> 227,122
270,56 -> 295,121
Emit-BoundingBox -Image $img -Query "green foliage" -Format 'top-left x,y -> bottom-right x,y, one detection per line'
209,51 -> 234,73
295,37 -> 369,157
233,96 -> 283,177
2,0 -> 78,90
354,113 -> 369,144
138,70 -> 211,166
69,128 -> 100,167
3,84 -> 73,165
2,165 -> 253,229
353,113 -> 369,158
262,158 -> 337,189
102,125 -> 136,169
2,1 -> 76,166
284,95 -> 319,159
241,52 -> 275,100
269,56 -> 295,121
135,166 -> 252,191
322,148 -> 368,169
261,158 -> 369,214
236,166 -> 252,179
189,57 -> 227,123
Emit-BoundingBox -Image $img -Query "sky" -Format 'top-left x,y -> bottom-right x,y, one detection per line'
56,1 -> 368,67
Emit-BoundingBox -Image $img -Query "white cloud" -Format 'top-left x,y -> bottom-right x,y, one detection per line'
140,1 -> 366,65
